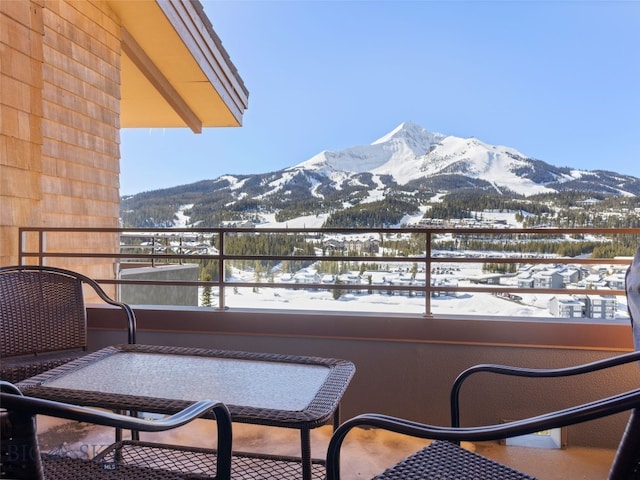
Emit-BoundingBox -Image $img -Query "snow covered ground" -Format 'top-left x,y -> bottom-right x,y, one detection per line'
212,285 -> 629,320
201,261 -> 631,321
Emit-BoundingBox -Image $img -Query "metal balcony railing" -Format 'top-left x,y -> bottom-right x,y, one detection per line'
18,226 -> 640,316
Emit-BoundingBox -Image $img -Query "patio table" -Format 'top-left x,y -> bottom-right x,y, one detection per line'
18,343 -> 356,480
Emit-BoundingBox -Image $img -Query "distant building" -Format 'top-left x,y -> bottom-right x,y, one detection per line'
320,274 -> 335,285
220,220 -> 255,229
549,296 -> 583,318
322,239 -> 345,252
533,271 -> 564,289
470,274 -> 503,285
517,273 -> 534,289
559,269 -> 581,285
578,273 -> 608,289
338,273 -> 361,285
294,270 -> 320,284
346,238 -> 380,254
576,295 -> 618,319
323,236 -> 380,254
605,273 -> 626,290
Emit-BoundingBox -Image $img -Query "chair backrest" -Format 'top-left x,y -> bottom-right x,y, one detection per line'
0,266 -> 87,358
608,247 -> 640,479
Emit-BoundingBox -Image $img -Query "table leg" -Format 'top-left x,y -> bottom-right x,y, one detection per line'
300,428 -> 312,480
333,404 -> 341,431
299,405 -> 342,480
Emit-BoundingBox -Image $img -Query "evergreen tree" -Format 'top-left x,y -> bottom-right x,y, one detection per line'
201,274 -> 212,307
333,277 -> 343,300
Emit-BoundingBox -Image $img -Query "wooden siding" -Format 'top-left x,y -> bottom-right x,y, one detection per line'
1,0 -> 120,283
1,0 -> 44,267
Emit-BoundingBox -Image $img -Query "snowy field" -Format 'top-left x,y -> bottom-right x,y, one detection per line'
213,286 -> 630,320
202,261 -> 631,321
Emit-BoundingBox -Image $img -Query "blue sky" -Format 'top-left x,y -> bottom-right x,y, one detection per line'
120,1 -> 640,196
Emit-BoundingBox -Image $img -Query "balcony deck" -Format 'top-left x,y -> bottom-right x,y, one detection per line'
37,415 -> 615,479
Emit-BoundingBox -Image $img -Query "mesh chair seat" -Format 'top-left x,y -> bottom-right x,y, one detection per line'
96,441 -> 327,480
42,455 -> 196,480
373,440 -> 535,480
1,351 -> 85,384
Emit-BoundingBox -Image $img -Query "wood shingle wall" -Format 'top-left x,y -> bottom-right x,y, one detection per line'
1,0 -> 44,267
2,0 -> 120,282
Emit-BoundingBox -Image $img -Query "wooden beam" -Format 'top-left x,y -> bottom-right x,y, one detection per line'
121,27 -> 202,133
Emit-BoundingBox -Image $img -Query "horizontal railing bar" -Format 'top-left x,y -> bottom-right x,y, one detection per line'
93,278 -> 626,297
18,252 -> 634,265
18,252 -> 220,261
434,286 -> 627,296
97,279 -> 427,292
17,226 -> 640,235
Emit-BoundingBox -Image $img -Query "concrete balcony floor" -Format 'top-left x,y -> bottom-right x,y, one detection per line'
38,415 -> 615,479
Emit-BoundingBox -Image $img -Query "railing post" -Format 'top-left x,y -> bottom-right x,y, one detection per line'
217,231 -> 225,310
151,234 -> 156,268
425,231 -> 432,317
19,229 -> 26,265
39,230 -> 46,266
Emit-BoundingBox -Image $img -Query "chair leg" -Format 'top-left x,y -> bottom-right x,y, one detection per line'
1,410 -> 44,480
608,409 -> 640,480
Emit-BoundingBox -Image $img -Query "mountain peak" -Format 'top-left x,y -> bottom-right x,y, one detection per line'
294,121 -> 447,175
372,121 -> 444,146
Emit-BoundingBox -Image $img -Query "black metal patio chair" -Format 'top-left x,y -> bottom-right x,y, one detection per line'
0,265 -> 136,383
327,247 -> 640,479
0,381 -> 232,480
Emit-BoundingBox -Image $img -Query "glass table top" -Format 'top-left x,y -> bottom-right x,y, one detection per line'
43,352 -> 331,411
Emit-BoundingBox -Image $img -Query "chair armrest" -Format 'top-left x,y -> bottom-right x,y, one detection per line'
79,271 -> 137,344
326,388 -> 640,480
1,381 -> 232,480
0,391 -> 230,434
450,350 -> 640,427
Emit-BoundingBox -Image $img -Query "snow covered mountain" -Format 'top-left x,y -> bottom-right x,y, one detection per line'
291,121 -> 635,197
121,122 -> 640,228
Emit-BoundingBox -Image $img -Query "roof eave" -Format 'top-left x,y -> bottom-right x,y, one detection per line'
109,0 -> 248,132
